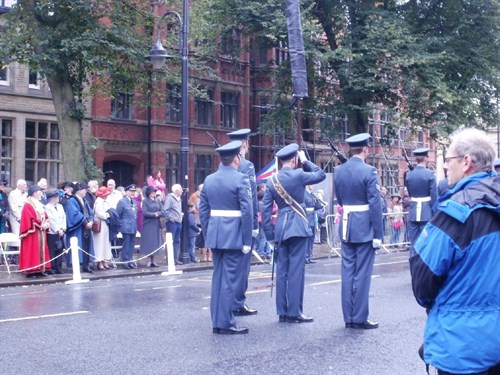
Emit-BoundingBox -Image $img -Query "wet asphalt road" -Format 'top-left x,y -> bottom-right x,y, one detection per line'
1,252 -> 427,375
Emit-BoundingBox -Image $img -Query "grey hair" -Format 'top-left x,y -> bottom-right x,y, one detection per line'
449,128 -> 495,172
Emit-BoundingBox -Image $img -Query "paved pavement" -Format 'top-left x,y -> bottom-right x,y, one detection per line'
0,242 -> 408,288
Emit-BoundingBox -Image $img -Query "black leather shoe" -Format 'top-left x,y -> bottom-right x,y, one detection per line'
213,326 -> 249,335
122,264 -> 131,270
128,263 -> 137,269
278,315 -> 287,323
40,272 -> 49,277
233,305 -> 258,316
345,322 -> 353,328
286,314 -> 314,323
351,320 -> 379,330
82,267 -> 93,274
150,262 -> 160,268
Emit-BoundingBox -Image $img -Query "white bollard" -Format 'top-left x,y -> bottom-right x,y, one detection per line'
65,236 -> 89,284
161,232 -> 182,276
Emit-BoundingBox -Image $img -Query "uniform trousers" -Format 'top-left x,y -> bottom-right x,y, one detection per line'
121,233 -> 135,263
341,241 -> 375,324
408,221 -> 427,257
232,250 -> 252,311
276,236 -> 307,317
211,249 -> 244,329
306,233 -> 314,261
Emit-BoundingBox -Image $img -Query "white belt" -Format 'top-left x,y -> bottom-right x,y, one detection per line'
411,196 -> 431,221
342,204 -> 370,241
306,208 -> 315,212
210,209 -> 241,217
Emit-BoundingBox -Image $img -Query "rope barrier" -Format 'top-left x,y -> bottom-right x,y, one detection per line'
0,233 -> 180,273
1,237 -> 171,274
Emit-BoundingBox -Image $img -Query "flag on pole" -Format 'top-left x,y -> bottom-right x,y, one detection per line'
256,158 -> 278,182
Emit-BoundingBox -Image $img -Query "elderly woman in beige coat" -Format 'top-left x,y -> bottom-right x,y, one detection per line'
93,186 -> 113,270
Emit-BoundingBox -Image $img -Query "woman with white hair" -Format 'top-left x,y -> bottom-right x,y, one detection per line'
163,184 -> 183,265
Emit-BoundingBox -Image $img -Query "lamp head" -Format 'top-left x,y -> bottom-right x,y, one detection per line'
149,37 -> 169,70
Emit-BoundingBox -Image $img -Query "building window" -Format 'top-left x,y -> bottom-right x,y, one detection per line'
0,118 -> 13,184
165,151 -> 179,186
111,77 -> 134,120
25,120 -> 60,186
220,28 -> 241,57
28,70 -> 40,89
220,92 -> 239,128
258,98 -> 268,125
273,40 -> 289,66
381,162 -> 399,193
167,84 -> 181,123
194,154 -> 213,187
195,90 -> 213,127
0,64 -> 9,86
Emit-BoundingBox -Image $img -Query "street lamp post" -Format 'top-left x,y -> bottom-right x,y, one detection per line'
150,4 -> 190,264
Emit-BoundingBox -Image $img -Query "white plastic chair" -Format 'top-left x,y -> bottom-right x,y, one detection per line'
0,232 -> 21,274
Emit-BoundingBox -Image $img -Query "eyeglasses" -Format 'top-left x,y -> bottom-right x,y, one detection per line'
444,155 -> 463,164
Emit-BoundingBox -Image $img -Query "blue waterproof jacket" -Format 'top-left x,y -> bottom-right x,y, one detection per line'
410,172 -> 500,373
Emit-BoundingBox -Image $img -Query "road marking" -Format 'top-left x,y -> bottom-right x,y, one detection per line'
0,290 -> 47,297
0,310 -> 88,323
311,279 -> 341,286
374,260 -> 408,266
310,275 -> 380,286
152,285 -> 182,290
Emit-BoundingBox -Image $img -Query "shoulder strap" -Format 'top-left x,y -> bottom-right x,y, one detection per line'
271,174 -> 308,223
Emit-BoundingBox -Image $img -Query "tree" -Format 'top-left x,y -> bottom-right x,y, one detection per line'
194,0 -> 499,138
0,0 -> 154,181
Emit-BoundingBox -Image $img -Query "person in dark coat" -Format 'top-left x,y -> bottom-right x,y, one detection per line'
262,143 -> 326,323
334,133 -> 383,330
65,182 -> 94,273
405,148 -> 438,257
116,184 -> 138,269
199,141 -> 253,335
140,186 -> 163,267
187,203 -> 201,263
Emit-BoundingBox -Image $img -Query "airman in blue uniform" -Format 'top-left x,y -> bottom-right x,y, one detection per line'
334,133 -> 383,329
116,184 -> 138,269
304,185 -> 324,264
226,129 -> 259,317
405,148 -> 437,257
199,141 -> 253,335
262,143 -> 326,323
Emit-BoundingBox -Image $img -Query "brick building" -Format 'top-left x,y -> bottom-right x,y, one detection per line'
1,1 -> 452,197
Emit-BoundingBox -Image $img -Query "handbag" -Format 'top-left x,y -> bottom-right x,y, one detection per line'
92,218 -> 102,232
393,219 -> 402,230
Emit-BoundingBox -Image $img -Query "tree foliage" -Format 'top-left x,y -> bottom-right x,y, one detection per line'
0,0 -> 155,181
193,0 -> 499,138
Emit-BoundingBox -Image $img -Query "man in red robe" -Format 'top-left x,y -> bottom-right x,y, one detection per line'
19,185 -> 51,277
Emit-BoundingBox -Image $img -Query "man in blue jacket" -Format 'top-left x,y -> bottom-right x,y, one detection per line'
262,143 -> 326,323
200,141 -> 253,335
334,133 -> 383,329
410,128 -> 499,375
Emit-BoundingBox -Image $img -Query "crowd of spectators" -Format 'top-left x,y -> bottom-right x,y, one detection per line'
0,175 -> 209,277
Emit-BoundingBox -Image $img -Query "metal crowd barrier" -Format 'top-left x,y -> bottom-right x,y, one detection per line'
324,211 -> 410,257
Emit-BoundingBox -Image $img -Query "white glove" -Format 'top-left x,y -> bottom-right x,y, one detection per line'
297,150 -> 307,163
242,245 -> 251,254
372,239 -> 382,249
252,228 -> 259,238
